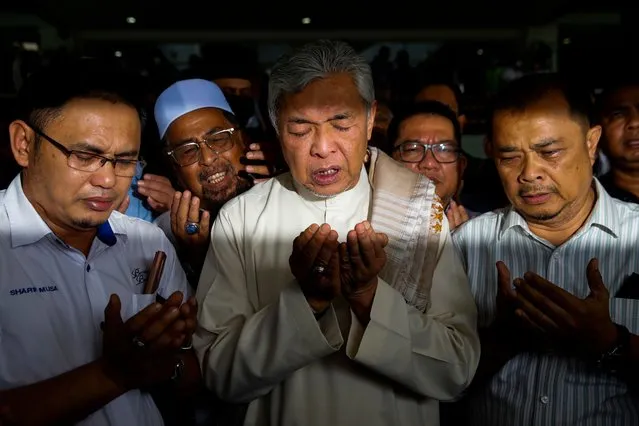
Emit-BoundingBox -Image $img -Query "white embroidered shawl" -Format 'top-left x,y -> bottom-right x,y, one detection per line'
367,147 -> 446,312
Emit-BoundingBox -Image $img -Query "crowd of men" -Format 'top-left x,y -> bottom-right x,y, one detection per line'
0,39 -> 637,426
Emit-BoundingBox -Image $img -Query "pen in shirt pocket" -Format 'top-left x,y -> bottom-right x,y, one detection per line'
144,251 -> 167,303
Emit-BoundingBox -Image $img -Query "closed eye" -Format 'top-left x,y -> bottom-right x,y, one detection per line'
540,150 -> 561,157
499,156 -> 519,163
289,130 -> 310,137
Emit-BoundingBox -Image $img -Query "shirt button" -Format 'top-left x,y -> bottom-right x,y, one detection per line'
540,395 -> 549,404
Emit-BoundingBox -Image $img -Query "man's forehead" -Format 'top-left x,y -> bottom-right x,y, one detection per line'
284,74 -> 362,114
493,107 -> 586,142
46,100 -> 141,153
398,114 -> 455,140
605,86 -> 639,109
52,98 -> 141,135
167,108 -> 228,140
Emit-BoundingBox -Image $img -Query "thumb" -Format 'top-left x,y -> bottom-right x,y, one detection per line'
496,261 -> 515,297
104,294 -> 123,327
586,258 -> 608,299
375,232 -> 389,247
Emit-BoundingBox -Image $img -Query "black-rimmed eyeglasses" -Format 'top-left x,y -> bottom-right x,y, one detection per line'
394,141 -> 461,164
28,124 -> 144,178
165,128 -> 236,167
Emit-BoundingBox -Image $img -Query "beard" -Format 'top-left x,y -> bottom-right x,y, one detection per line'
71,216 -> 107,230
199,162 -> 252,210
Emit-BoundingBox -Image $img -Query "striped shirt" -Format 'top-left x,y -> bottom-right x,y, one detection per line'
452,178 -> 639,426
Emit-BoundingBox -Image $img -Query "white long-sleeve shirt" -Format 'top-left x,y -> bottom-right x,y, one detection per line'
194,169 -> 479,426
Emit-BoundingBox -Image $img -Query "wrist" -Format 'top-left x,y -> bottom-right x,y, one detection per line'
596,321 -> 621,355
97,357 -> 133,392
596,323 -> 631,373
344,277 -> 378,301
307,299 -> 330,315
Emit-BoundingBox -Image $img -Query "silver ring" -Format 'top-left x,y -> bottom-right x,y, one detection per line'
185,222 -> 200,235
312,265 -> 326,275
132,336 -> 146,348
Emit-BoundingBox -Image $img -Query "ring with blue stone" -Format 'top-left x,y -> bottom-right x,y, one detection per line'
185,222 -> 200,235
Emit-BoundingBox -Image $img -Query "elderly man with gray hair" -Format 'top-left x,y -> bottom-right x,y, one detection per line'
193,40 -> 480,426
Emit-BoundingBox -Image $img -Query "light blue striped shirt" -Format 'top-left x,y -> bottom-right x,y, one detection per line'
453,178 -> 639,426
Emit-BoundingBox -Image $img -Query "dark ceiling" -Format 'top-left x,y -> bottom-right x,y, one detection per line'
2,1 -> 622,32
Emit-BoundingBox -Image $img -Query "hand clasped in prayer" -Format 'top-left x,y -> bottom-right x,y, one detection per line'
496,258 -> 618,356
290,221 -> 389,317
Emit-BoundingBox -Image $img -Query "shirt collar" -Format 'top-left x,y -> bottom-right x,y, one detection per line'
498,178 -> 620,240
293,166 -> 371,206
4,174 -> 126,249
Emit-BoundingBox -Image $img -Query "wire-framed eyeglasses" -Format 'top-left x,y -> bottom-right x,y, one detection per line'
394,141 -> 461,164
165,128 -> 236,167
27,123 -> 144,177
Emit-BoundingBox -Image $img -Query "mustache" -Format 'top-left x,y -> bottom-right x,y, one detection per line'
198,162 -> 253,184
518,185 -> 558,196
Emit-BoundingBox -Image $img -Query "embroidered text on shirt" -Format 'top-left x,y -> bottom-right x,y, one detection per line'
9,285 -> 59,296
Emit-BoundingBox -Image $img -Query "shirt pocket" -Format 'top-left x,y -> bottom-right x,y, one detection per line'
609,297 -> 639,335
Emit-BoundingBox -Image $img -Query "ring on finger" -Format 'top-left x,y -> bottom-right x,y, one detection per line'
185,222 -> 200,235
312,264 -> 327,275
132,336 -> 146,349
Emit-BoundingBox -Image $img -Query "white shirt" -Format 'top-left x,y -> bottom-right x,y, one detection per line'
0,175 -> 191,426
194,168 -> 479,426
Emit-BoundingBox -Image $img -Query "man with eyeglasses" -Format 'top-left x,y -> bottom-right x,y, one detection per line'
153,79 -> 273,286
389,101 -> 477,230
0,59 -> 200,425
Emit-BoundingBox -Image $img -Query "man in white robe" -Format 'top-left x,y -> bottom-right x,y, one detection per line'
194,39 -> 480,426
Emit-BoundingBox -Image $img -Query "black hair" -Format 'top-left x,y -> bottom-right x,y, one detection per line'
487,73 -> 592,141
14,57 -> 146,149
386,100 -> 462,156
416,76 -> 464,115
596,71 -> 639,119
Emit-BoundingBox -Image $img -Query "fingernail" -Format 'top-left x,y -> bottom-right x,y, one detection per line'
246,166 -> 254,173
364,221 -> 371,230
246,152 -> 254,159
183,191 -> 190,198
174,192 -> 181,199
153,303 -> 162,311
250,143 -> 258,149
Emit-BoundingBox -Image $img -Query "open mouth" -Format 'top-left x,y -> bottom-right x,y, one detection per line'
312,167 -> 341,186
206,171 -> 227,185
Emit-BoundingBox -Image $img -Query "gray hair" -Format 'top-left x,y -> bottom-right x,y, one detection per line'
267,40 -> 375,132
